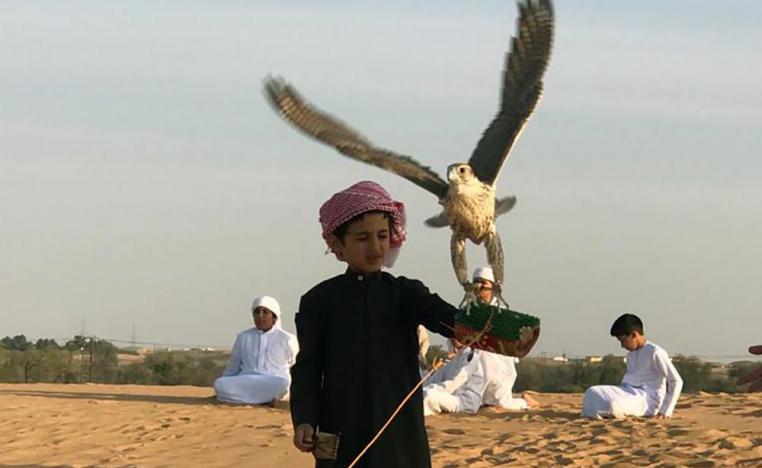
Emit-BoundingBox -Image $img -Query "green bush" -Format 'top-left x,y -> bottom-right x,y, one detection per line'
116,351 -> 226,387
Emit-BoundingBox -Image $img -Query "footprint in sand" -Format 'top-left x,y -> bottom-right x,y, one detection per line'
533,439 -> 549,448
254,424 -> 281,430
696,429 -> 728,442
611,420 -> 629,429
718,436 -> 754,450
486,455 -> 518,465
736,457 -> 762,467
518,446 -> 540,454
649,452 -> 688,465
667,427 -> 692,437
675,440 -> 699,449
697,448 -> 718,458
685,461 -> 716,467
442,428 -> 466,435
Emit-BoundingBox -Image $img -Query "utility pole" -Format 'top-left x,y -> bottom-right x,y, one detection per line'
130,322 -> 137,349
79,340 -> 86,383
89,336 -> 94,383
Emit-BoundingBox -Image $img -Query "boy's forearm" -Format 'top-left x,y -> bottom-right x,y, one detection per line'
658,363 -> 683,416
660,376 -> 683,416
221,350 -> 241,377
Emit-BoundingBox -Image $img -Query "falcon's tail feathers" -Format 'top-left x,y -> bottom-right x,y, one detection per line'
424,212 -> 449,228
495,195 -> 517,218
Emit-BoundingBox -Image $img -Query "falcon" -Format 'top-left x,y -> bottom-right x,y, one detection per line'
264,0 -> 554,298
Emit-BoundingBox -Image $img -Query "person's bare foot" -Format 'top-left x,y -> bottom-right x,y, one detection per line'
522,391 -> 540,409
272,398 -> 290,410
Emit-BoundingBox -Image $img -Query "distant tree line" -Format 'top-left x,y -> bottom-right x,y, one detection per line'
514,355 -> 757,393
426,346 -> 756,394
0,335 -> 226,386
117,351 -> 226,386
2,335 -> 758,392
0,335 -> 120,383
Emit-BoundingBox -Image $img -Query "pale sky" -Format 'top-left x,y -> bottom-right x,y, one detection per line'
1,1 -> 760,359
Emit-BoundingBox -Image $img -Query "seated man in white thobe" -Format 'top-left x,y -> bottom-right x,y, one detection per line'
213,295 -> 299,405
582,313 -> 683,419
472,267 -> 539,410
423,338 -> 486,416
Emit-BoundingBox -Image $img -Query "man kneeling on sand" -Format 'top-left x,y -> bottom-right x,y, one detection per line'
423,338 -> 486,416
213,296 -> 299,405
582,313 -> 683,419
423,337 -> 539,415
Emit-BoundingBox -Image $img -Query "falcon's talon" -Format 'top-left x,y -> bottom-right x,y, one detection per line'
458,289 -> 479,313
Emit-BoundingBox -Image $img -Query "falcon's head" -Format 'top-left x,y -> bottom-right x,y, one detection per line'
447,163 -> 479,187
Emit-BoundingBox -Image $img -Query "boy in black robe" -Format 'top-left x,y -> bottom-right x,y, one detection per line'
290,180 -> 458,468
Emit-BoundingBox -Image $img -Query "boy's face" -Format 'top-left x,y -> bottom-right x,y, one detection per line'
474,278 -> 494,304
253,307 -> 276,332
616,331 -> 642,351
332,212 -> 390,274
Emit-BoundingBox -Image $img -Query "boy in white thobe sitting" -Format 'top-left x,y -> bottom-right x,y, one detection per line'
582,313 -> 683,419
423,339 -> 486,416
214,295 -> 299,405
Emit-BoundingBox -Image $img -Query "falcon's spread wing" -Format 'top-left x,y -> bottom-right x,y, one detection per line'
264,78 -> 449,199
468,0 -> 554,186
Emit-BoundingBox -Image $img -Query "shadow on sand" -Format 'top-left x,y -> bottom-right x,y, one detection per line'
0,466 -> 84,468
478,407 -> 581,422
0,388 -> 217,406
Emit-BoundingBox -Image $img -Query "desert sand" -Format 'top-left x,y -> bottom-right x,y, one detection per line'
0,383 -> 759,467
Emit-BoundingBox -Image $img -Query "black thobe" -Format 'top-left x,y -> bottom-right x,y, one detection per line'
290,270 -> 457,468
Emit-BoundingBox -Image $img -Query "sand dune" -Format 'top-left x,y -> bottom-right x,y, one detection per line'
1,384 -> 759,467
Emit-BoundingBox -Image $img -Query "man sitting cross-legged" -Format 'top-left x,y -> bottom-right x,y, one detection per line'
213,295 -> 298,405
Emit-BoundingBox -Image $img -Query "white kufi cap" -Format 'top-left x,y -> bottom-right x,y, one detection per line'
472,267 -> 495,283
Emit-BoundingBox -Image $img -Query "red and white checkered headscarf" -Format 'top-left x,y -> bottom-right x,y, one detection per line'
319,181 -> 407,267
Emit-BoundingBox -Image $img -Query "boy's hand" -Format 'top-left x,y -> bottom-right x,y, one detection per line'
294,423 -> 315,452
